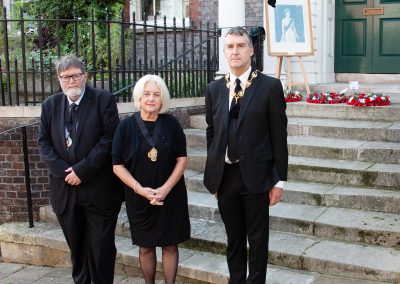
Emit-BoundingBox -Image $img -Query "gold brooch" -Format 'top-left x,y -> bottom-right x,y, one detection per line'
147,147 -> 158,162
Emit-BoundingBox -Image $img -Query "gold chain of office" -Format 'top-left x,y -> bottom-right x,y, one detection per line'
225,70 -> 259,103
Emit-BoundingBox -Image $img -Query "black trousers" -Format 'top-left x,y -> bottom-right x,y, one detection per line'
217,163 -> 269,284
57,187 -> 121,284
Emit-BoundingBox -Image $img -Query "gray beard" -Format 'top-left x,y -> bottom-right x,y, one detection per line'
64,87 -> 84,101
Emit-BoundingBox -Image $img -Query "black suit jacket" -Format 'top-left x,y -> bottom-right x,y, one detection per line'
203,72 -> 288,194
38,85 -> 124,215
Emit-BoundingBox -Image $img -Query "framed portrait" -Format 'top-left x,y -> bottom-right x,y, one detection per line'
265,0 -> 314,56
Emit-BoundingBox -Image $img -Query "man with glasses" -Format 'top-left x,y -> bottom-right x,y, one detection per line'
203,27 -> 288,283
38,54 -> 124,284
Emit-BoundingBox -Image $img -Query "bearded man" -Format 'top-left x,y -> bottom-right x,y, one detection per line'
38,54 -> 124,284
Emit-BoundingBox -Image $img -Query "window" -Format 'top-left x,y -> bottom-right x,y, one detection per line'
131,0 -> 189,22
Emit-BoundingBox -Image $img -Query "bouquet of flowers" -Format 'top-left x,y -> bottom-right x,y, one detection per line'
284,90 -> 302,102
346,93 -> 391,107
306,92 -> 347,104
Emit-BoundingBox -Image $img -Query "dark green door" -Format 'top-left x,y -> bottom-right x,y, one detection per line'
335,0 -> 400,73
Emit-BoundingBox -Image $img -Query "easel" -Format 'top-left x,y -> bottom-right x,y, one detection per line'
275,56 -> 311,94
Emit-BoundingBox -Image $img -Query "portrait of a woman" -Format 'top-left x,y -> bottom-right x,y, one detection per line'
280,8 -> 300,43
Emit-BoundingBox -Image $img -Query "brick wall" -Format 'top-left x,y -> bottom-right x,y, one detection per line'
197,0 -> 218,28
245,0 -> 264,28
0,119 -> 49,224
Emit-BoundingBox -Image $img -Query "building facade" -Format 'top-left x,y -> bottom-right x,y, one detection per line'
206,0 -> 400,84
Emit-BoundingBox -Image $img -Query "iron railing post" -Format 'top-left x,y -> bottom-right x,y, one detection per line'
21,126 -> 34,228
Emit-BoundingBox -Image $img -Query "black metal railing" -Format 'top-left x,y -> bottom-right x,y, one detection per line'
0,7 -> 219,106
0,122 -> 39,227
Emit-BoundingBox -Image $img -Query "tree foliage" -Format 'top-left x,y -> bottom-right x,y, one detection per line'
25,0 -> 125,21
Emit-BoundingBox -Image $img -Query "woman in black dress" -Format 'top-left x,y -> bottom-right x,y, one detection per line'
112,74 -> 190,284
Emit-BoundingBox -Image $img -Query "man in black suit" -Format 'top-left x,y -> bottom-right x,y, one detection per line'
38,55 -> 123,284
203,27 -> 288,284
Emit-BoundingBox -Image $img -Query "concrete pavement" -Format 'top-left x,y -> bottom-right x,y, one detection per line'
0,261 -> 191,284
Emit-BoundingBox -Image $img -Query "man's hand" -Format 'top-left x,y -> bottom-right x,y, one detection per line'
269,187 -> 283,206
65,167 -> 82,186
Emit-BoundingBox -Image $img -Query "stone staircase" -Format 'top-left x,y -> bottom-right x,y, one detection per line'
1,100 -> 400,283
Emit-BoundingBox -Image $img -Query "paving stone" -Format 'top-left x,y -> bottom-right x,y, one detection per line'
0,265 -> 53,284
0,262 -> 27,280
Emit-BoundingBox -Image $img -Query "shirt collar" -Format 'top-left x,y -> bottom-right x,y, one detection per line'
229,66 -> 252,88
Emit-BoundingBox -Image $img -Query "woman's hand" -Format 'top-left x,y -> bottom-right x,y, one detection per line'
140,187 -> 164,206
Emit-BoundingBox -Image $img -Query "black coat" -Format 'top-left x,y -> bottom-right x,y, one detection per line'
38,85 -> 124,215
203,73 -> 288,194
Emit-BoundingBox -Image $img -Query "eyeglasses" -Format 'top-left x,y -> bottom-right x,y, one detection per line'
59,73 -> 84,82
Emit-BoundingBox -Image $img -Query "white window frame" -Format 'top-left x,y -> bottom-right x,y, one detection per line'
130,0 -> 190,27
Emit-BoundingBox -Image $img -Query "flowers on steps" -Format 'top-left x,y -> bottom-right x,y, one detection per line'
306,92 -> 347,104
346,93 -> 391,107
283,88 -> 391,107
284,90 -> 302,102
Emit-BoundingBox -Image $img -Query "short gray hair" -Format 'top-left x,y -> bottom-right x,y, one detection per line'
55,54 -> 87,75
225,26 -> 253,48
133,74 -> 170,114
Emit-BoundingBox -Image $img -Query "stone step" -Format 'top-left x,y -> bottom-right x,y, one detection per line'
189,115 -> 400,141
185,128 -> 207,148
0,222 -> 342,284
310,81 -> 400,94
289,156 -> 400,189
184,129 -> 400,163
190,102 -> 400,127
184,170 -> 400,214
334,73 -> 400,84
38,184 -> 400,249
186,148 -> 400,189
0,222 -> 228,283
283,181 -> 400,215
189,114 -> 207,130
287,102 -> 400,122
186,191 -> 400,248
188,219 -> 400,283
288,136 -> 400,164
288,117 -> 400,142
36,205 -> 400,282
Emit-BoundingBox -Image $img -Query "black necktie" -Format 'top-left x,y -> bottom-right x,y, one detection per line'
228,78 -> 242,163
67,103 -> 79,163
230,78 -> 242,119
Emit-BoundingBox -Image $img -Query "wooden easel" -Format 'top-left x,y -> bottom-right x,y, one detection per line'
276,56 -> 311,94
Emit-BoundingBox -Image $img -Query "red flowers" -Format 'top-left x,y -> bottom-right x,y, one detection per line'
284,90 -> 302,102
283,90 -> 391,107
347,93 -> 391,107
306,92 -> 346,104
